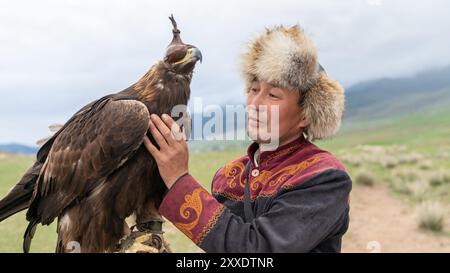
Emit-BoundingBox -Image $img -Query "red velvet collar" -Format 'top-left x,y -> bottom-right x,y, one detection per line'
246,136 -> 307,167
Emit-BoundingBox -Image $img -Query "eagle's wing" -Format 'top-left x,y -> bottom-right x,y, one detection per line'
27,99 -> 150,225
36,124 -> 64,147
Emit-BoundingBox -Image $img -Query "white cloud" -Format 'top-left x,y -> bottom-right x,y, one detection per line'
0,0 -> 449,144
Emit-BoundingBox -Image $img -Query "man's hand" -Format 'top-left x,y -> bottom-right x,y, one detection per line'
143,114 -> 189,189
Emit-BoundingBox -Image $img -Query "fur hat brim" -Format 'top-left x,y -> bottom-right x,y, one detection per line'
241,25 -> 345,141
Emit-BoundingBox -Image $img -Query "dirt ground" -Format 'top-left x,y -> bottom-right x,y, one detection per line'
342,184 -> 450,253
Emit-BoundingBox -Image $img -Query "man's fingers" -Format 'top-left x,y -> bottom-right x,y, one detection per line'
148,118 -> 169,150
161,113 -> 176,128
143,135 -> 161,159
162,114 -> 185,142
151,114 -> 177,145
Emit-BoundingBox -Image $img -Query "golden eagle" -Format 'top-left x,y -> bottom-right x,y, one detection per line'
0,15 -> 202,253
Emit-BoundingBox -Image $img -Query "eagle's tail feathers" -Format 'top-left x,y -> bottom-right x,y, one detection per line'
0,194 -> 30,222
23,219 -> 38,253
0,163 -> 41,222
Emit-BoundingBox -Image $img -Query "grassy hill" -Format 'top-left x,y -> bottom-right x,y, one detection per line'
345,65 -> 450,121
0,144 -> 38,155
320,107 -> 450,152
0,65 -> 449,252
1,106 -> 449,252
0,150 -> 244,252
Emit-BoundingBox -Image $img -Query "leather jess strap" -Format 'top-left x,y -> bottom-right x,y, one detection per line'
243,161 -> 254,222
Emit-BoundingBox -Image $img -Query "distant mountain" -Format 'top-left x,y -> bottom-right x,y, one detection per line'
3,65 -> 450,153
188,65 -> 450,147
0,143 -> 38,155
191,65 -> 450,128
345,65 -> 450,121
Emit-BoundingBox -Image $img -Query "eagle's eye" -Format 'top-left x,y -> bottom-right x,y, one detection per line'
166,46 -> 202,74
165,46 -> 187,65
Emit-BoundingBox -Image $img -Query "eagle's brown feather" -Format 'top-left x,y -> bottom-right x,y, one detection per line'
0,15 -> 200,253
27,99 -> 150,225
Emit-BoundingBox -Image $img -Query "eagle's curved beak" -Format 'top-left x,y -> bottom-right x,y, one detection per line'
174,47 -> 203,65
192,47 -> 203,63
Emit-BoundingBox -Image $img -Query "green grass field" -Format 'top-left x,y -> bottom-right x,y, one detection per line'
0,150 -> 244,253
321,108 -> 450,204
0,108 -> 449,252
0,155 -> 59,252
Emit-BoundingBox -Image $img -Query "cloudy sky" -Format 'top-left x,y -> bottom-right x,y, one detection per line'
1,0 -> 449,145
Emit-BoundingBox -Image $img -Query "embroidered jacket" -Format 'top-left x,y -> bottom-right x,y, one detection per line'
159,136 -> 352,253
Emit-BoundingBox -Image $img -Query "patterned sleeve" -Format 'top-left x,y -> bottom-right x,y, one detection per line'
158,170 -> 352,253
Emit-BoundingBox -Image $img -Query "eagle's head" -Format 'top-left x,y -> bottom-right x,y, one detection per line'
133,15 -> 201,108
163,15 -> 202,75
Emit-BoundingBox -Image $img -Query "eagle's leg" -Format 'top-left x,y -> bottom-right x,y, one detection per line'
55,211 -> 82,253
115,198 -> 172,253
135,199 -> 163,233
114,198 -> 171,253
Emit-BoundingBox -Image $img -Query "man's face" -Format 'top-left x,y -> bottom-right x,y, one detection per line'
246,80 -> 307,149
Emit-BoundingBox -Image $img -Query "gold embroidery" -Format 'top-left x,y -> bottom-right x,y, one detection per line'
249,156 -> 320,197
262,145 -> 301,166
196,205 -> 225,245
213,190 -> 244,201
175,188 -> 208,239
222,161 -> 245,189
250,170 -> 272,191
268,156 -> 321,188
214,155 -> 323,201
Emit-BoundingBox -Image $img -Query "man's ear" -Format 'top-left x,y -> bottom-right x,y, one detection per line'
298,112 -> 310,129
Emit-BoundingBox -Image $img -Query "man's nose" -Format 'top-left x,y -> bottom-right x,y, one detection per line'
248,97 -> 269,118
249,92 -> 264,107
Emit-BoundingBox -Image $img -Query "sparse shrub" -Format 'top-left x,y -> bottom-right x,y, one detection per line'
418,160 -> 433,170
355,170 -> 376,187
358,145 -> 386,154
341,155 -> 362,167
393,169 -> 422,183
429,172 -> 450,187
397,153 -> 422,165
416,201 -> 446,232
438,151 -> 450,159
380,156 -> 398,169
389,179 -> 411,195
408,180 -> 429,201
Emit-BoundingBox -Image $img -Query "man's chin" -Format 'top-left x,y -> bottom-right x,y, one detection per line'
246,130 -> 280,150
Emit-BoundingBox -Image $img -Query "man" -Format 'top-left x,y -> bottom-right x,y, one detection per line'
143,25 -> 351,252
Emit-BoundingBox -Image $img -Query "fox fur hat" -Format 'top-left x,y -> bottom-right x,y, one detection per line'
241,25 -> 345,141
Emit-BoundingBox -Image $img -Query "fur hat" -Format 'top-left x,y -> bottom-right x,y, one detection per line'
241,25 -> 345,141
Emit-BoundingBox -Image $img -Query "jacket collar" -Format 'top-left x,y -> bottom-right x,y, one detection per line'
246,135 -> 307,168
